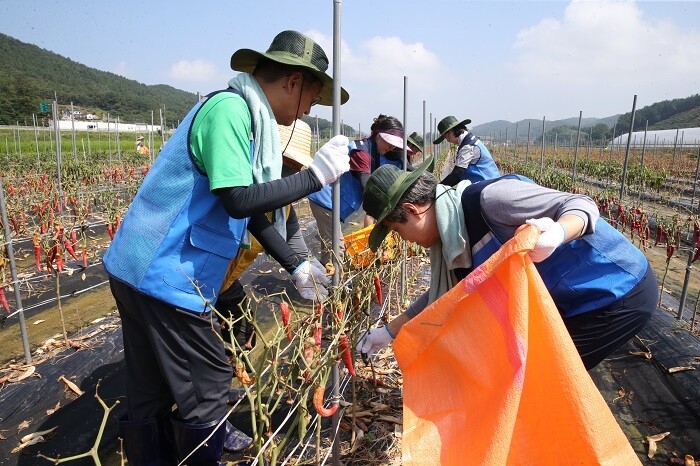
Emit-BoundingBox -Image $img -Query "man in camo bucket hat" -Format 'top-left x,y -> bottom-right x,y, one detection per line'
104,30 -> 350,465
357,154 -> 657,377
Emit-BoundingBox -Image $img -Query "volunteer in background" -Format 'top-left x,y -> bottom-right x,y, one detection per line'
433,115 -> 500,186
135,135 -> 150,156
308,114 -> 411,266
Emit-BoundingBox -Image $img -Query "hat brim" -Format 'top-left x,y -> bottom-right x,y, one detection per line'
407,136 -> 422,151
368,155 -> 434,252
377,132 -> 412,152
231,49 -> 349,106
432,118 -> 472,144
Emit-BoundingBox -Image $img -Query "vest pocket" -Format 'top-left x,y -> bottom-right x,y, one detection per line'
162,223 -> 242,298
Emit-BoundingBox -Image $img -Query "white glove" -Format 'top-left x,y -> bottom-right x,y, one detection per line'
308,135 -> 350,186
356,325 -> 395,361
526,217 -> 566,263
292,260 -> 330,300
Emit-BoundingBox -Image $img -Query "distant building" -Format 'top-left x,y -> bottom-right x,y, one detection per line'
49,120 -> 162,133
611,127 -> 700,148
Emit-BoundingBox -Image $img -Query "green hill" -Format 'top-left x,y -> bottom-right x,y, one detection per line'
472,115 -> 620,143
616,94 -> 700,131
0,33 -> 198,126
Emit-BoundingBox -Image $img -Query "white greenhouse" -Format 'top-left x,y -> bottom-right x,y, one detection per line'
611,127 -> 700,148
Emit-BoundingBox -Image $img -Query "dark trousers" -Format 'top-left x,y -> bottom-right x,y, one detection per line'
564,265 -> 658,370
110,278 -> 232,423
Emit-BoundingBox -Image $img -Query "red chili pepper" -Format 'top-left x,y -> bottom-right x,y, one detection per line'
666,243 -> 675,260
64,239 -> 79,261
55,249 -> 64,273
33,235 -> 42,272
81,247 -> 88,268
313,324 -> 322,346
313,386 -> 338,417
280,302 -> 293,341
373,274 -> 383,306
107,223 -> 114,240
10,215 -> 19,235
0,287 -> 10,314
338,334 -> 355,376
70,229 -> 78,246
115,215 -> 122,231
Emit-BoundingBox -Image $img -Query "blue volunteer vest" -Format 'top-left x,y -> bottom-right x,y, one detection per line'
459,176 -> 648,318
457,132 -> 501,183
103,91 -> 252,313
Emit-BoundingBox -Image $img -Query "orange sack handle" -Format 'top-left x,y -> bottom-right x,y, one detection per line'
394,227 -> 640,465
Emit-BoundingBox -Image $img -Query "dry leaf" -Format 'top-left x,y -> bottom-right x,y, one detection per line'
33,319 -> 45,325
81,272 -> 86,280
645,432 -> 670,459
668,366 -> 696,374
348,425 -> 364,454
369,401 -> 390,411
647,432 -> 671,442
629,351 -> 652,359
17,420 -> 30,431
21,426 -> 58,444
58,375 -> 83,396
90,317 -> 106,324
46,401 -> 61,415
8,366 -> 35,382
646,439 -> 658,459
376,415 -> 402,425
11,434 -> 45,453
259,269 -> 272,274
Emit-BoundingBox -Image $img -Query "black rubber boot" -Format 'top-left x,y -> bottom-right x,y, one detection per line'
171,416 -> 226,466
223,419 -> 253,453
118,416 -> 175,466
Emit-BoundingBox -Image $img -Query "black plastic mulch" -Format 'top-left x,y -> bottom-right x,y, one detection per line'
589,303 -> 700,464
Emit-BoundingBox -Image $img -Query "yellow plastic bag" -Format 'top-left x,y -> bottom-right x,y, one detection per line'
393,227 -> 640,465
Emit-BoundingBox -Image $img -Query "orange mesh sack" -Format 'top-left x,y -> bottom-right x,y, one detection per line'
393,227 -> 640,466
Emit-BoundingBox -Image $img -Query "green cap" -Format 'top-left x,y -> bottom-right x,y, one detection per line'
363,155 -> 434,251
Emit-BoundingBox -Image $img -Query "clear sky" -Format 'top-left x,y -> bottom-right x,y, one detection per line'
1,0 -> 699,133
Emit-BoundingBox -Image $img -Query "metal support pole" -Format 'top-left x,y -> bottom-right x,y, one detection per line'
540,116 -> 546,176
70,102 -> 77,160
672,127 -> 679,164
525,121 -> 531,165
401,76 -> 408,302
422,100 -> 426,162
331,2 -> 343,464
677,248 -> 696,321
572,111 -> 582,183
640,120 -> 648,168
619,95 -> 637,201
691,143 -> 700,209
0,178 -> 32,364
53,98 -> 64,208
